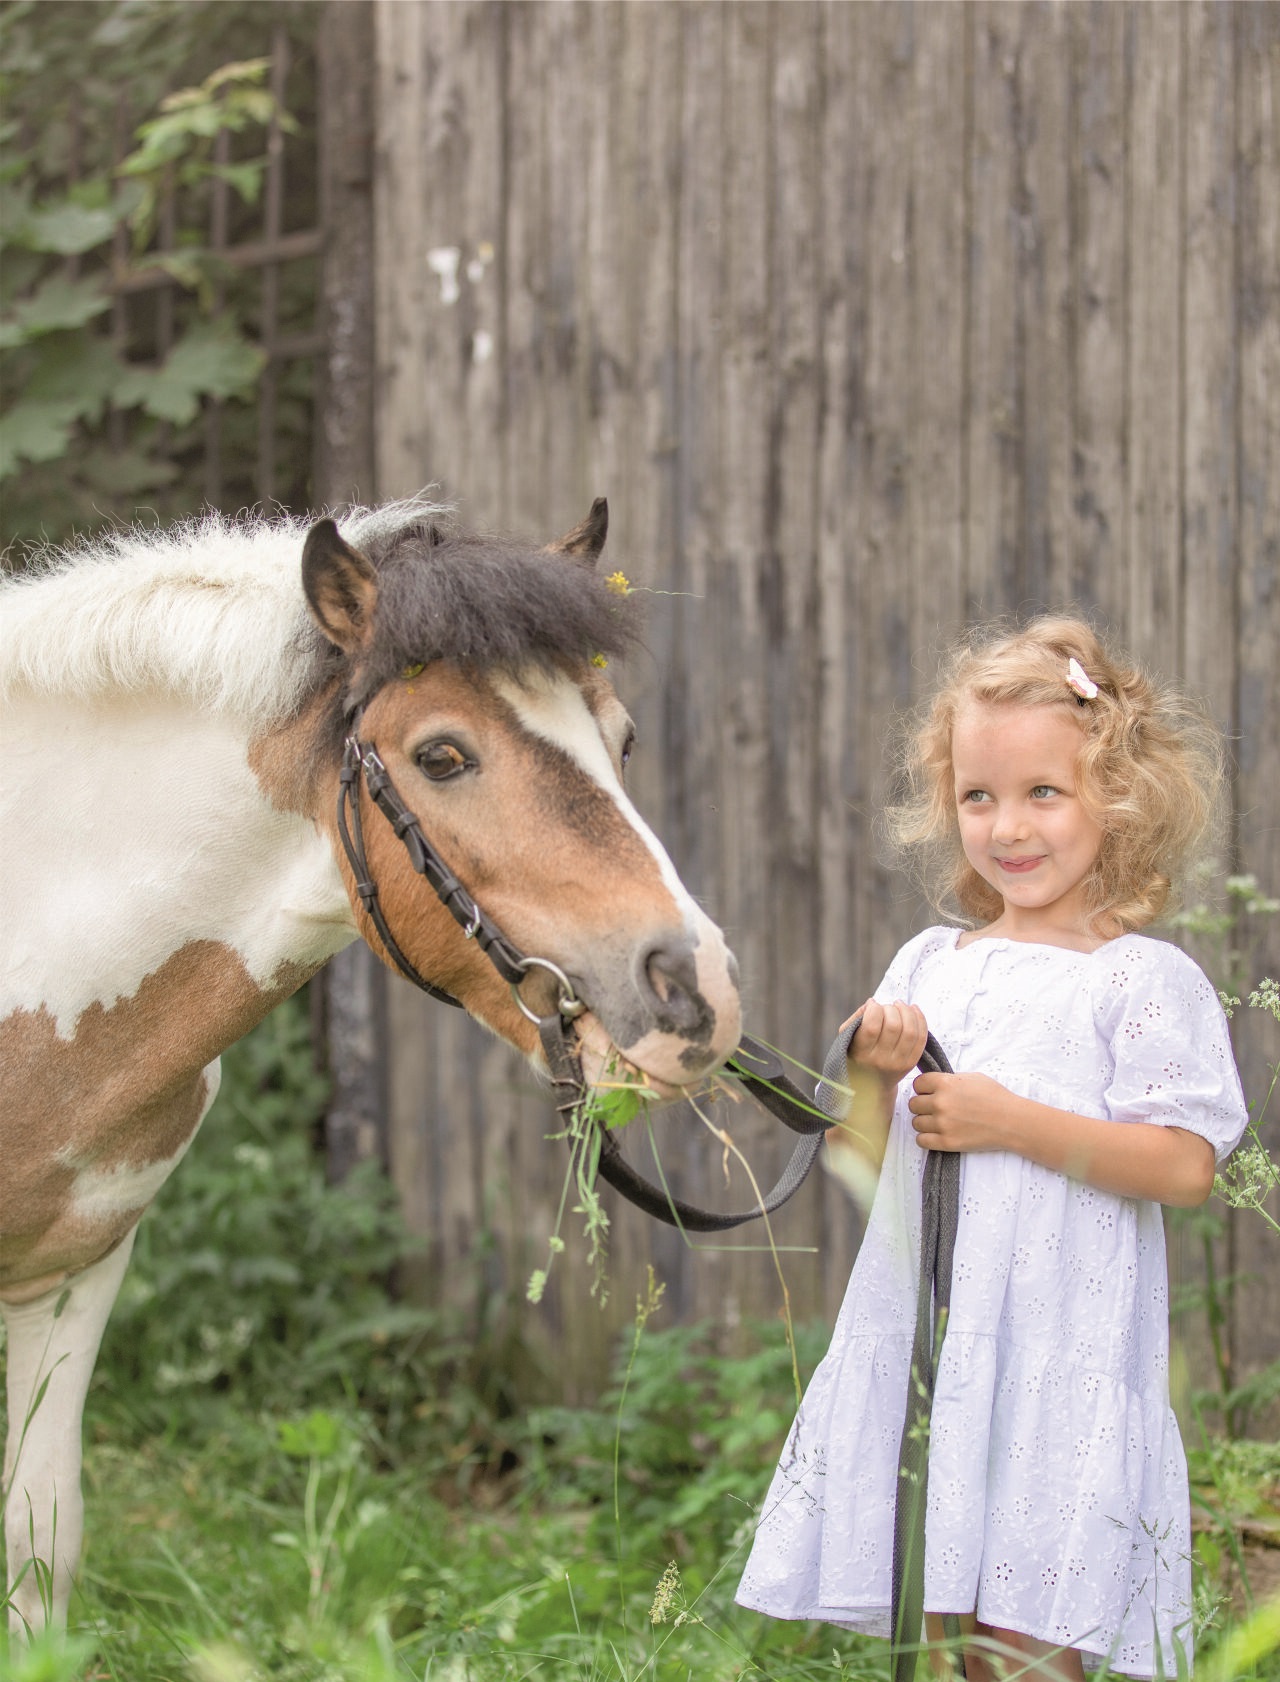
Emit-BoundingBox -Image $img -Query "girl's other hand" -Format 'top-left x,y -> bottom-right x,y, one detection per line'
844,999 -> 928,1082
908,1069 -> 1008,1153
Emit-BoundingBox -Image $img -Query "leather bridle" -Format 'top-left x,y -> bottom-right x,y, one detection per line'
333,714 -> 830,1228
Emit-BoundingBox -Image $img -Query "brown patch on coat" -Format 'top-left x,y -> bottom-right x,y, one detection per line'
0,941 -> 312,1301
246,680 -> 343,817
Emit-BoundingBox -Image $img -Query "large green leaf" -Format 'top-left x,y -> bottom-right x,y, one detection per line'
77,444 -> 179,496
0,396 -> 82,477
21,336 -> 122,416
17,199 -> 124,255
113,320 -> 265,425
0,275 -> 111,347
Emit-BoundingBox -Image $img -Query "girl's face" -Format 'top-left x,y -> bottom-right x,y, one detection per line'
952,700 -> 1104,941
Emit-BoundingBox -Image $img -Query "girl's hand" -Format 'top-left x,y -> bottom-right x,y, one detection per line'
844,999 -> 928,1083
908,1070 -> 1011,1153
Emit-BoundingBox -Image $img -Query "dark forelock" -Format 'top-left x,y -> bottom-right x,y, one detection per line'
349,520 -> 644,706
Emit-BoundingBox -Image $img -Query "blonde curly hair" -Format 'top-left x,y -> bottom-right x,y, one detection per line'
887,616 -> 1227,938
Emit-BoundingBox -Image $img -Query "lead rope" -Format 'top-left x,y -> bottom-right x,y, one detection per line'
814,1022 -> 961,1682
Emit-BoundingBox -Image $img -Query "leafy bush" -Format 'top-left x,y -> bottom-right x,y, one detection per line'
0,0 -> 317,552
92,993 -> 552,1489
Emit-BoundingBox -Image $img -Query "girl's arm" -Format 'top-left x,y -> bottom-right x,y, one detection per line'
907,1070 -> 1216,1207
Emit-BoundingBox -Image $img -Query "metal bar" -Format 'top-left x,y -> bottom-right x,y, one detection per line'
108,95 -> 131,453
204,126 -> 231,506
256,22 -> 290,504
109,228 -> 325,294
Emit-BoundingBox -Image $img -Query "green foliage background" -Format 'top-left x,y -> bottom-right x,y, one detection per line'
0,0 -> 318,555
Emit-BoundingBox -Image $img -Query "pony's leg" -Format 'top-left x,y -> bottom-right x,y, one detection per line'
2,1228 -> 137,1637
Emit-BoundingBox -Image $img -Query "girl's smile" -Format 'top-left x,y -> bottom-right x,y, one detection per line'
952,700 -> 1104,941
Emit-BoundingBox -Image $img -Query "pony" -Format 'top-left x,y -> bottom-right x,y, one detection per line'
0,497 -> 742,1635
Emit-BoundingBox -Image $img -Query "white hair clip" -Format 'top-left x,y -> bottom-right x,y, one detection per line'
1066,657 -> 1099,701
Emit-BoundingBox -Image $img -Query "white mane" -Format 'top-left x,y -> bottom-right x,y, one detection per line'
0,499 -> 449,722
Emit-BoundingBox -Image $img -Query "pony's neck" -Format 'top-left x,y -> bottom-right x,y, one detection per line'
0,689 -> 354,1038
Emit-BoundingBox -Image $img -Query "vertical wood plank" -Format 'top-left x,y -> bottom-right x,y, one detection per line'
718,0 -> 773,1033
716,2 -> 783,1329
967,3 -> 1024,616
540,2 -> 594,523
1016,0 -> 1074,611
1125,2 -> 1183,675
317,0 -> 375,507
1228,0 -> 1280,1397
627,1 -> 683,852
811,0 -> 868,1310
581,0 -> 638,543
854,0 -> 917,980
1068,0 -> 1127,616
1181,0 -> 1238,732
909,2 -> 969,670
765,2 -> 823,1054
373,0 -> 429,499
503,1 -> 554,531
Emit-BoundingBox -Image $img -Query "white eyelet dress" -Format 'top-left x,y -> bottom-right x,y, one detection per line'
736,928 -> 1248,1677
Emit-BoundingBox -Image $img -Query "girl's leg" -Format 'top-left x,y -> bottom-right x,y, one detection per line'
924,1612 -> 978,1679
970,1621 -> 1086,1682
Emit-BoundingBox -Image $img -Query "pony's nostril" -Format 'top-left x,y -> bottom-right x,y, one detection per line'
643,947 -> 712,1041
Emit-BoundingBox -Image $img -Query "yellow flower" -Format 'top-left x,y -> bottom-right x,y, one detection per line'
590,653 -> 608,668
402,661 -> 425,680
605,571 -> 631,596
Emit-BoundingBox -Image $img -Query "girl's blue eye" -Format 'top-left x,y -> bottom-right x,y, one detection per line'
1031,785 -> 1057,799
962,789 -> 990,804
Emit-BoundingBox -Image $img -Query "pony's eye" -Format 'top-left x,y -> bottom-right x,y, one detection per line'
416,741 -> 471,781
620,729 -> 636,770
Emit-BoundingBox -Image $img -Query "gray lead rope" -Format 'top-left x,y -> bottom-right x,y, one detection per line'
817,1022 -> 962,1682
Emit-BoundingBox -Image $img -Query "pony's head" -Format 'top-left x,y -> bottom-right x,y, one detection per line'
297,500 -> 741,1089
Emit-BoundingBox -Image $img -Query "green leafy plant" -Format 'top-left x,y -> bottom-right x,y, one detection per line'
527,1072 -> 657,1308
119,56 -> 294,255
1217,979 -> 1280,1236
1165,871 -> 1280,1439
0,1 -> 316,551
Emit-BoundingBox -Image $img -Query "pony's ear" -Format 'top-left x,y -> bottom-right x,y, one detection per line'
546,497 -> 608,565
301,519 -> 378,652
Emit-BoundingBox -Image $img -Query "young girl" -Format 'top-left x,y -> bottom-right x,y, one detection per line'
736,618 -> 1249,1679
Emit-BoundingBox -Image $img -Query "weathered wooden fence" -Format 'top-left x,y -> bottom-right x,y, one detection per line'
351,0 -> 1280,1403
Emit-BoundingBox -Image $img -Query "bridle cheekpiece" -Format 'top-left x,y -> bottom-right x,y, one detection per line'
336,720 -> 584,1023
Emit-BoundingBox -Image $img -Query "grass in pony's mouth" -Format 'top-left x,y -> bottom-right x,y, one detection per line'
528,1043 -> 712,1308
527,1035 -> 831,1388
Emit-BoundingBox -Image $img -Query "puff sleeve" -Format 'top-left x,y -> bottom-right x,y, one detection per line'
1094,937 -> 1249,1162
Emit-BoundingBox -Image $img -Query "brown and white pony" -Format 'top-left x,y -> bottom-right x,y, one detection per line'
0,497 -> 741,1634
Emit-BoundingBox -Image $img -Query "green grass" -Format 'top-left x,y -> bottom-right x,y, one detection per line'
20,1386 -> 897,1681
4,999 -> 1279,1681
4,1335 -> 1277,1682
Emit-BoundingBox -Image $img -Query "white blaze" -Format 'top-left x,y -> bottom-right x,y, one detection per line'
492,671 -> 696,915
